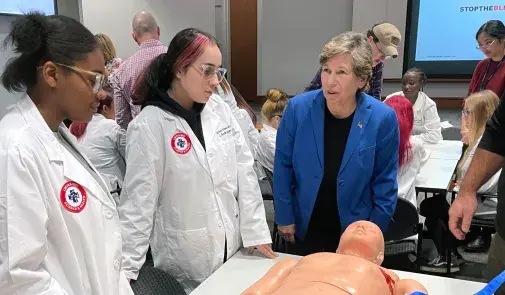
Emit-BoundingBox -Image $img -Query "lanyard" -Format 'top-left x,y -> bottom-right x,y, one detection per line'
480,56 -> 505,91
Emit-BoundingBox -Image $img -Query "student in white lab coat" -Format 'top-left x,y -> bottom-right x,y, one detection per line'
216,79 -> 266,179
257,88 -> 289,173
384,95 -> 430,208
119,28 -> 275,293
217,79 -> 259,156
69,82 -> 126,204
386,68 -> 443,144
419,90 -> 500,273
0,12 -> 133,294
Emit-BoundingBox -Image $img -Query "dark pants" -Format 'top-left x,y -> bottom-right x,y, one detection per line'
287,235 -> 339,256
486,233 -> 505,295
420,194 -> 459,256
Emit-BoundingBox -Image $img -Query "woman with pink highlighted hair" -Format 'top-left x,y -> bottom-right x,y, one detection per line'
119,28 -> 275,293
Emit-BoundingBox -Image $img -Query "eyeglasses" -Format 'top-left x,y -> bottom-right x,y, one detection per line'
374,42 -> 393,60
55,63 -> 106,94
476,39 -> 496,50
462,108 -> 472,117
193,64 -> 227,82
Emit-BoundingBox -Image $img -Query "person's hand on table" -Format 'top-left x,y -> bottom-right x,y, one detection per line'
449,190 -> 477,240
278,224 -> 295,243
248,244 -> 278,259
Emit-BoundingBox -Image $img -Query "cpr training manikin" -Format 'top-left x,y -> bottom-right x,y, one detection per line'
242,220 -> 428,295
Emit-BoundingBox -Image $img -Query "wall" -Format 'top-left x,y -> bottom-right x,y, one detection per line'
0,0 -> 83,118
257,0 -> 353,96
215,0 -> 230,71
0,15 -> 20,118
81,0 -> 216,60
352,0 -> 469,98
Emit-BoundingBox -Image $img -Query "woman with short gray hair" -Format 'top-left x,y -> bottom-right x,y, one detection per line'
274,31 -> 400,255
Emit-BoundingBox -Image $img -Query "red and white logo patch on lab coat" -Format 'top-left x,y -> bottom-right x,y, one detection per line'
171,132 -> 192,155
60,181 -> 87,213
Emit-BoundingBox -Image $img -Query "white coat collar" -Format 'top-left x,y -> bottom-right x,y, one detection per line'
18,96 -> 64,162
412,91 -> 426,110
18,96 -> 116,209
261,124 -> 276,134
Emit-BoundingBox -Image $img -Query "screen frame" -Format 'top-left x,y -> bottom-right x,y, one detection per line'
0,1 -> 58,17
403,0 -> 480,79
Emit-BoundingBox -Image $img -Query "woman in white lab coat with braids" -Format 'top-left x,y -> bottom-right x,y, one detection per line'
0,12 -> 132,295
119,28 -> 275,293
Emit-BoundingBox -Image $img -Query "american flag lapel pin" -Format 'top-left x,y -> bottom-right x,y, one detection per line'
357,122 -> 363,129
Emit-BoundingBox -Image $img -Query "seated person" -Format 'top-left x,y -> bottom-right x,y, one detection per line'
69,82 -> 126,204
242,220 -> 428,295
385,96 -> 429,208
386,68 -> 442,144
257,88 -> 289,173
419,90 -> 501,273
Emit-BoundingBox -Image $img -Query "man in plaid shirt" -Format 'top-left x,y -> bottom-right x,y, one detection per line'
112,11 -> 168,130
305,23 -> 401,100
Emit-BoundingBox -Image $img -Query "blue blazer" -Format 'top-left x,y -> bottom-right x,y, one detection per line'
273,89 -> 399,239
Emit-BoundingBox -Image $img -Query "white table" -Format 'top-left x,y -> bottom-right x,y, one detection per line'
415,158 -> 460,192
191,250 -> 486,295
424,140 -> 463,160
415,140 -> 463,193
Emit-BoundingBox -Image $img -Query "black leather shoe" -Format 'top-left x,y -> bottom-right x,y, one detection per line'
464,236 -> 489,253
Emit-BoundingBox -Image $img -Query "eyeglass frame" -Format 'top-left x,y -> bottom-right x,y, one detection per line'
476,39 -> 496,50
370,32 -> 393,60
191,64 -> 227,82
373,41 -> 393,60
462,108 -> 472,117
54,63 -> 106,94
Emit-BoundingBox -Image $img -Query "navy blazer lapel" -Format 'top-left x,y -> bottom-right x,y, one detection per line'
309,91 -> 325,169
340,93 -> 372,174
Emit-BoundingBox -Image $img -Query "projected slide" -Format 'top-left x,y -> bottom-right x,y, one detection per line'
0,0 -> 55,15
415,0 -> 505,61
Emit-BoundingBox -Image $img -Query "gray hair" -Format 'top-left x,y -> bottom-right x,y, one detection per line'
319,31 -> 373,82
132,11 -> 158,36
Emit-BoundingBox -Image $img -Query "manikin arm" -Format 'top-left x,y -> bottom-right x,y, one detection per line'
241,258 -> 299,295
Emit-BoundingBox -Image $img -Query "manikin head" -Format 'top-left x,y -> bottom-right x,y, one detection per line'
337,220 -> 385,265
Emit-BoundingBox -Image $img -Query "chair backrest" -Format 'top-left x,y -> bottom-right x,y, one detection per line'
383,198 -> 419,241
131,265 -> 186,295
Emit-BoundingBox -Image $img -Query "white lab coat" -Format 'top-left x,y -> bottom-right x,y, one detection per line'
257,124 -> 277,173
397,137 -> 430,207
216,85 -> 266,179
0,97 -> 133,295
77,114 -> 126,203
386,91 -> 443,144
119,94 -> 272,293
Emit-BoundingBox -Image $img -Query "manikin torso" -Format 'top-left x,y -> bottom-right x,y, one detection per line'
242,221 -> 428,295
272,253 -> 396,295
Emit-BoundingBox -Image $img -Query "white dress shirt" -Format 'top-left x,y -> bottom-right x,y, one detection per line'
386,91 -> 443,144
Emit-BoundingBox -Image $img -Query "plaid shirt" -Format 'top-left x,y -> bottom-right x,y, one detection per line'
304,62 -> 384,100
112,40 -> 167,130
369,62 -> 384,100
